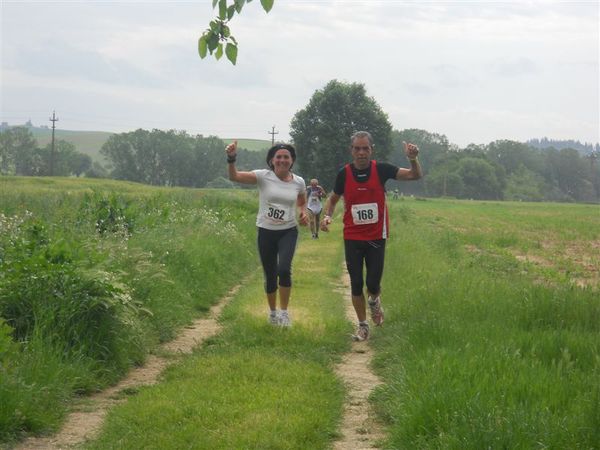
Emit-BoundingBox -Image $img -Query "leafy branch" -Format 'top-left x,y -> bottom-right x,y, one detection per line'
198,0 -> 275,65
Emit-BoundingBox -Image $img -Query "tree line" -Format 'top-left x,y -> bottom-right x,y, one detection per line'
2,80 -> 598,203
290,80 -> 599,203
0,127 -> 96,177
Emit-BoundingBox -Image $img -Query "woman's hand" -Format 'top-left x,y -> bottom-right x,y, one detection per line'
226,141 -> 238,159
298,209 -> 309,226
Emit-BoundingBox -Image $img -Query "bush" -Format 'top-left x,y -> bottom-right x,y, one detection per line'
0,216 -> 145,378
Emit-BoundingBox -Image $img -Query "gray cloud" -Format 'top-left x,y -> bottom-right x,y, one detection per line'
489,57 -> 540,77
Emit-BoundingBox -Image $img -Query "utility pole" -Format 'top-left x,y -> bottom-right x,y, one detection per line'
268,125 -> 278,146
49,110 -> 59,176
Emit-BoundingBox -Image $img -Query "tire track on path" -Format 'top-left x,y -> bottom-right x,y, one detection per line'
333,270 -> 386,450
16,281 -> 246,450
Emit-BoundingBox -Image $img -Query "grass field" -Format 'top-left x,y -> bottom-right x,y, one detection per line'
1,178 -> 598,449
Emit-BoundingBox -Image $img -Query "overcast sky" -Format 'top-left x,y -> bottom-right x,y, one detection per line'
1,0 -> 598,147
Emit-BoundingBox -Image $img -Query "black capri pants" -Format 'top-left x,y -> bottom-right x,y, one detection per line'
257,226 -> 299,294
344,239 -> 386,297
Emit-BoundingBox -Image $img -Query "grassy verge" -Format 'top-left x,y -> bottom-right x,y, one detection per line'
0,178 -> 259,443
372,198 -> 599,449
86,224 -> 351,449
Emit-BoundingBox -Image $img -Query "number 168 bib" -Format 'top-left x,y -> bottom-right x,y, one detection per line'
351,202 -> 378,225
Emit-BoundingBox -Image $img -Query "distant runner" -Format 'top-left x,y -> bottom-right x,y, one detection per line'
306,178 -> 326,239
226,140 -> 309,327
320,131 -> 422,341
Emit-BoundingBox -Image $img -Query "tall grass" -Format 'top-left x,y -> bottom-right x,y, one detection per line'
372,198 -> 600,449
0,178 -> 259,443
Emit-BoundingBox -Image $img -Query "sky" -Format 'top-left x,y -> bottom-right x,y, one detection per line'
1,0 -> 599,148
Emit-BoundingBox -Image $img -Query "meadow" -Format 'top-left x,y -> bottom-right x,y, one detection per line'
1,177 -> 598,449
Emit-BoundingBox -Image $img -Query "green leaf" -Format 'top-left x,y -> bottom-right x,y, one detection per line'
215,43 -> 224,60
225,43 -> 238,65
227,5 -> 236,20
212,0 -> 219,8
229,35 -> 238,45
234,0 -> 245,13
209,20 -> 219,32
207,33 -> 219,52
198,36 -> 208,58
218,0 -> 227,20
260,0 -> 274,13
222,25 -> 231,38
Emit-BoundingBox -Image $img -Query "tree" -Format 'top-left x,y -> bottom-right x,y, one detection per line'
198,0 -> 275,65
290,80 -> 393,190
101,129 -> 241,187
457,157 -> 502,200
390,129 -> 452,196
86,161 -> 109,179
503,164 -> 546,202
425,158 -> 464,198
0,127 -> 37,174
542,147 -> 594,202
485,140 -> 543,176
70,153 -> 93,177
44,140 -> 79,176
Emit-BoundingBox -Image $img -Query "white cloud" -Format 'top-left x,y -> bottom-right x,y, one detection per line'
1,0 -> 598,146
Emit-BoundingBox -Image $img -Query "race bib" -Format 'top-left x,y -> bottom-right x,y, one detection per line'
264,202 -> 292,224
351,202 -> 378,225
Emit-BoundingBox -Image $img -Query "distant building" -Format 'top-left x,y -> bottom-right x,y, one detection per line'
0,122 -> 8,131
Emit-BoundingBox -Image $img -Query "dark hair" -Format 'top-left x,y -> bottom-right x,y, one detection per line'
266,143 -> 296,170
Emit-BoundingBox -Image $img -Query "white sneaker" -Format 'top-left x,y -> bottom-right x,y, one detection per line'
368,296 -> 384,326
278,311 -> 291,327
268,311 -> 279,325
352,323 -> 370,341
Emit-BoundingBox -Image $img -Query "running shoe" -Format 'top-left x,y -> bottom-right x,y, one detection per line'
368,296 -> 384,326
268,311 -> 279,325
352,323 -> 370,341
278,311 -> 291,327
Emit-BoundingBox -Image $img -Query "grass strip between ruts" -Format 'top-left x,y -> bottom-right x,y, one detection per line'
86,225 -> 354,449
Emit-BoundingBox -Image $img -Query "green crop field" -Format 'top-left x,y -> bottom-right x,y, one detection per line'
223,138 -> 272,152
30,127 -> 114,164
1,177 -> 598,449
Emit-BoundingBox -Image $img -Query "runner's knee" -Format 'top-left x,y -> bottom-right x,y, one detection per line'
350,280 -> 364,296
278,269 -> 292,287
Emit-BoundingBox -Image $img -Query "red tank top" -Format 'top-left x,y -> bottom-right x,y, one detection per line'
342,160 -> 389,240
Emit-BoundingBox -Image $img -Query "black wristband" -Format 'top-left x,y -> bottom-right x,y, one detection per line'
227,155 -> 237,164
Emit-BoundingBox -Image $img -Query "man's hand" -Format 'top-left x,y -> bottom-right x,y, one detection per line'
320,215 -> 332,232
403,141 -> 419,160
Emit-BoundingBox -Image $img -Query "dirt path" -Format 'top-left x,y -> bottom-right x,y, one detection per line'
333,271 -> 386,450
16,283 -> 243,450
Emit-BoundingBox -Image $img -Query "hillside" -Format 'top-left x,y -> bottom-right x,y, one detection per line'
30,127 -> 114,163
13,127 -> 271,164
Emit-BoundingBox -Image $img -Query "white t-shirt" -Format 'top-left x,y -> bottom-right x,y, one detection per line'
253,169 -> 306,230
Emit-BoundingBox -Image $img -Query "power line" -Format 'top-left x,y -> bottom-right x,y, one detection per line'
268,125 -> 279,146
